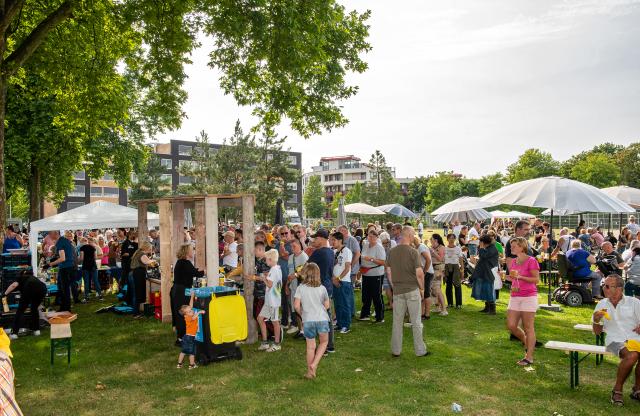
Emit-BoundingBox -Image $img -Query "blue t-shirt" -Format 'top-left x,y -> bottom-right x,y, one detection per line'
578,234 -> 591,250
308,247 -> 335,297
566,248 -> 591,278
2,236 -> 21,253
54,237 -> 75,269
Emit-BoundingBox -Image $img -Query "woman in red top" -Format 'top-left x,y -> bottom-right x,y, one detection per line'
506,237 -> 540,366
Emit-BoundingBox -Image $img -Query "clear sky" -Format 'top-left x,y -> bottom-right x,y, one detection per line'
157,0 -> 640,179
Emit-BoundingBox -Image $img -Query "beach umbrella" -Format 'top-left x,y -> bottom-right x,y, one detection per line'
433,208 -> 492,223
337,197 -> 347,225
601,186 -> 640,233
377,203 -> 418,218
432,196 -> 495,215
344,203 -> 385,215
274,198 -> 284,225
541,208 -> 580,216
480,176 -> 635,309
505,210 -> 536,219
601,185 -> 640,209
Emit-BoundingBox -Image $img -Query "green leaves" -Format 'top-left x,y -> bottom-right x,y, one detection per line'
363,150 -> 401,206
203,0 -> 371,137
303,175 -> 325,218
506,149 -> 560,183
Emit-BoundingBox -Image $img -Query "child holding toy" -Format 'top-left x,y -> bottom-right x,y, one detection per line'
177,292 -> 205,369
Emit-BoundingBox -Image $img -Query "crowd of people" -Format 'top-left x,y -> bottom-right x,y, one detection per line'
2,214 -> 640,405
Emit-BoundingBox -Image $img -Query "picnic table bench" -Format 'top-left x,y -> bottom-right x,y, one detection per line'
545,341 -> 613,388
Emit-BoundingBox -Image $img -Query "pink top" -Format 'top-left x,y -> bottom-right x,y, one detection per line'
509,256 -> 539,297
101,246 -> 110,265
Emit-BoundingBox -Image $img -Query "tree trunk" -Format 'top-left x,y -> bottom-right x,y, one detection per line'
0,74 -> 8,250
29,163 -> 41,221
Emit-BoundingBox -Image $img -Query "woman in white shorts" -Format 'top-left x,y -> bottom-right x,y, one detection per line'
505,237 -> 540,366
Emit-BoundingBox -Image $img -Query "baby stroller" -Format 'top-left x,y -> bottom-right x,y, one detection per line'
552,253 -> 597,307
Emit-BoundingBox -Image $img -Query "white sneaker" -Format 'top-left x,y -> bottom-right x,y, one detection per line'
266,344 -> 281,352
439,311 -> 448,316
339,328 -> 350,334
286,327 -> 299,335
258,342 -> 270,351
403,322 -> 412,328
32,330 -> 41,337
9,334 -> 18,340
4,328 -> 11,335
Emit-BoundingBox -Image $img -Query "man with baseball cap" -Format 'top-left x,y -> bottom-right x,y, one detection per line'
308,228 -> 336,353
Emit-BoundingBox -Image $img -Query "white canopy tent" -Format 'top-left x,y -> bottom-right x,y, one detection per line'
28,201 -> 160,271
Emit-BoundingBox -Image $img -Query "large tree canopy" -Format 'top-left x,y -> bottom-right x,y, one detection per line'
0,0 -> 371,239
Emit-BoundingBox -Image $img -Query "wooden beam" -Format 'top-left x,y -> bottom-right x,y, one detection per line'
171,200 -> 185,267
217,198 -> 243,209
137,202 -> 150,303
204,196 -> 219,286
158,200 -> 173,323
242,194 -> 257,344
132,193 -> 251,204
194,200 -> 206,271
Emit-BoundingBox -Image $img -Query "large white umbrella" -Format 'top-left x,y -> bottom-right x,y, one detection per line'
377,203 -> 418,218
434,209 -> 491,223
432,196 -> 494,223
343,203 -> 385,215
490,210 -> 509,218
505,210 -> 536,219
480,176 -> 635,309
432,196 -> 495,215
601,185 -> 640,209
479,176 -> 635,214
541,208 -> 580,216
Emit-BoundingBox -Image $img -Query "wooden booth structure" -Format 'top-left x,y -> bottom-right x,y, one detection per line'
134,194 -> 257,343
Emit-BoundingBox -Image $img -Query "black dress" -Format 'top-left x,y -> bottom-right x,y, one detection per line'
171,259 -> 204,339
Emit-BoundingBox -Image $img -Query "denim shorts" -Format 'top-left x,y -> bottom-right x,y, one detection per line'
303,321 -> 330,339
181,335 -> 196,355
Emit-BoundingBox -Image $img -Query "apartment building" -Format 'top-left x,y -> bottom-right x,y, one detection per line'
302,155 -> 413,210
46,140 -> 303,218
153,140 -> 303,215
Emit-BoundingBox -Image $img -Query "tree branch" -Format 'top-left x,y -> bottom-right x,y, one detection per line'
2,0 -> 75,76
0,0 -> 24,34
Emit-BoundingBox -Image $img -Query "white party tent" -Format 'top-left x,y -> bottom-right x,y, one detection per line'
28,201 -> 159,271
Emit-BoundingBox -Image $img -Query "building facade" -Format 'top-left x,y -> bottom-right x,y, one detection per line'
302,155 -> 414,216
152,140 -> 303,215
46,140 -> 303,218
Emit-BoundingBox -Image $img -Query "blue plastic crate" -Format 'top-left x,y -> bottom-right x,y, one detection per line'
185,286 -> 238,298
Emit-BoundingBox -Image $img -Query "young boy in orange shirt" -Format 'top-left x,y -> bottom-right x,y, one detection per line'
177,292 -> 205,369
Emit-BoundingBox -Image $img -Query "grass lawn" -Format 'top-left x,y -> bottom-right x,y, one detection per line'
10,284 -> 640,416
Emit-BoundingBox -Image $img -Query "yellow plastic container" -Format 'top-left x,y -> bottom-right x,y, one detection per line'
208,292 -> 247,344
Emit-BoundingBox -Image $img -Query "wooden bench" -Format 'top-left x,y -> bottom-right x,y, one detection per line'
545,341 -> 614,388
573,324 -> 606,365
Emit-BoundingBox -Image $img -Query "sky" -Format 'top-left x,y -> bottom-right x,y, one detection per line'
157,0 -> 640,179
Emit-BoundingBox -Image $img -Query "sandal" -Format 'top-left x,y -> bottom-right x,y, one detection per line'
517,358 -> 534,366
630,386 -> 640,402
611,390 -> 623,406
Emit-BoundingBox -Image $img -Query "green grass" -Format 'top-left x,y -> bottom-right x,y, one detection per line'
10,285 -> 640,416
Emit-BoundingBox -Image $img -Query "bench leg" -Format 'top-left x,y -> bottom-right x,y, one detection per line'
574,351 -> 579,387
596,334 -> 604,365
50,339 -> 54,365
67,338 -> 71,365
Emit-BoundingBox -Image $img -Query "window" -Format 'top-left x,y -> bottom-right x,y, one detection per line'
178,145 -> 192,156
179,159 -> 198,169
66,202 -> 84,210
288,194 -> 298,204
288,155 -> 297,165
179,175 -> 193,185
68,185 -> 85,197
73,171 -> 85,180
160,159 -> 172,169
103,187 -> 119,196
287,182 -> 298,191
160,174 -> 173,183
90,187 -> 103,196
101,173 -> 114,181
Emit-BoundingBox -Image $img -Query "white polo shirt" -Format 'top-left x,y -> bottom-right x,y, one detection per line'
222,241 -> 238,267
592,296 -> 640,346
